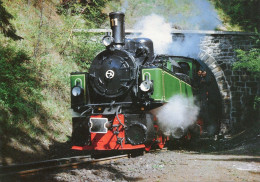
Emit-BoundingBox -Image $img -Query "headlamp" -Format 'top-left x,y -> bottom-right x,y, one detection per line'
102,35 -> 113,47
72,86 -> 82,96
139,80 -> 153,92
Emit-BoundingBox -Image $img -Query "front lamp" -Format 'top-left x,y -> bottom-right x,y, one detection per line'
139,80 -> 153,92
72,86 -> 82,96
102,35 -> 113,47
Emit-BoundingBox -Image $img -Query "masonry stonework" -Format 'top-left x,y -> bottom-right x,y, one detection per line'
171,31 -> 259,133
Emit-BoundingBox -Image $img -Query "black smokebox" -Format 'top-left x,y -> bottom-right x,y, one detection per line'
109,12 -> 125,45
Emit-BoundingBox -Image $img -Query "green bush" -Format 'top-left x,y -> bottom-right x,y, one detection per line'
234,48 -> 260,78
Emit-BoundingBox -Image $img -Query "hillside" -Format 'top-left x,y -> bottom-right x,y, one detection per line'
0,0 -> 105,164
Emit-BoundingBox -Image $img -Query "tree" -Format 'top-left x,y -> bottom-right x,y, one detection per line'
212,0 -> 260,32
0,0 -> 22,40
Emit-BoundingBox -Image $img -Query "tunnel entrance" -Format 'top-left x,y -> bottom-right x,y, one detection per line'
196,57 -> 223,136
198,50 -> 231,135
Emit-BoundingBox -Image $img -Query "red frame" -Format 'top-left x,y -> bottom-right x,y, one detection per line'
72,114 -> 145,151
72,115 -> 203,151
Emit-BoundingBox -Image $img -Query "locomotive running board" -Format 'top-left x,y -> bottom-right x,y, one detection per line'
89,118 -> 108,133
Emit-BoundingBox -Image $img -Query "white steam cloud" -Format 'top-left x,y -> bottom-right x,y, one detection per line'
151,95 -> 200,138
129,0 -> 222,58
133,14 -> 202,58
133,14 -> 172,54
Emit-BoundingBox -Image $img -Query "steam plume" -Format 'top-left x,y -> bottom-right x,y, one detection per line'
133,14 -> 202,58
128,0 -> 221,58
133,14 -> 172,54
152,95 -> 200,138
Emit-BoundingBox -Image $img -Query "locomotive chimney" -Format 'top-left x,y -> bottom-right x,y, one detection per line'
109,12 -> 125,46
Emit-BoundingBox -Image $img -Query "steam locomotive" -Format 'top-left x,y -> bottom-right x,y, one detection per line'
70,12 -> 220,152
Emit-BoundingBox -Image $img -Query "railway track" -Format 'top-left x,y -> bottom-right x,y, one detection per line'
0,154 -> 129,177
0,148 -> 167,178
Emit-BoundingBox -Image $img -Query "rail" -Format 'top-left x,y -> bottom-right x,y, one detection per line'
0,154 -> 128,177
0,148 -> 167,177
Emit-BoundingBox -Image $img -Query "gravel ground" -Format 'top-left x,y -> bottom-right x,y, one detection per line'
2,150 -> 260,182
46,150 -> 259,182
2,128 -> 259,182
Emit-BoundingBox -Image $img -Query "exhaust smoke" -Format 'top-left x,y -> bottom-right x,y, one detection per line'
127,0 -> 222,58
133,14 -> 172,55
133,14 -> 202,58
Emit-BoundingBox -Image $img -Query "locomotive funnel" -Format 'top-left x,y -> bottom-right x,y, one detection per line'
109,12 -> 125,46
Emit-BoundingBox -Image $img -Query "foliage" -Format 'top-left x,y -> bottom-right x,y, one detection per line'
0,39 -> 42,130
211,0 -> 260,32
0,0 -> 22,40
56,1 -> 106,70
63,32 -> 105,71
57,0 -> 110,27
234,48 -> 260,78
233,31 -> 260,77
254,96 -> 260,111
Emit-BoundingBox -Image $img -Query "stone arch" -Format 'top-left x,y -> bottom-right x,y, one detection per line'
198,50 -> 232,134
